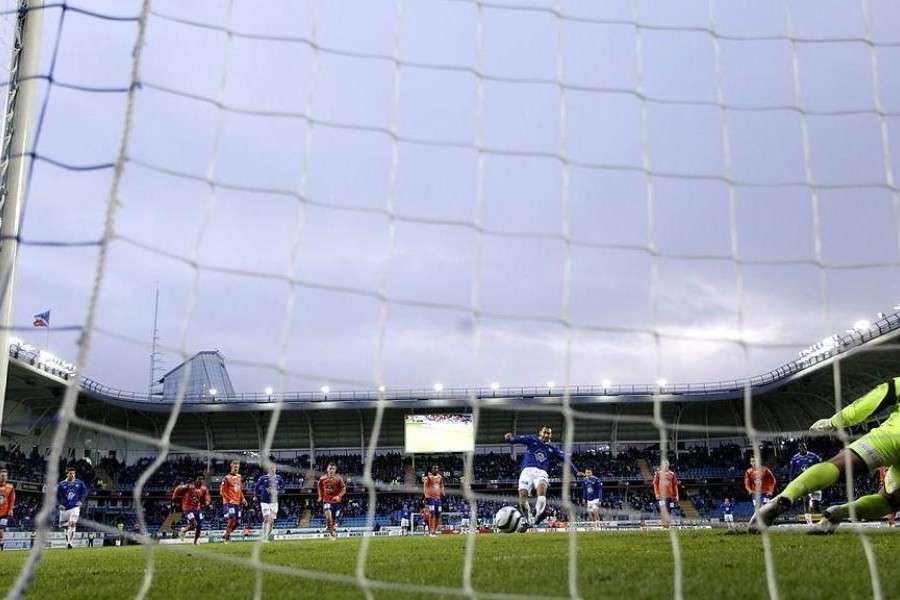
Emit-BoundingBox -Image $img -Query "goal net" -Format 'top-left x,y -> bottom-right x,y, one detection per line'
1,0 -> 900,598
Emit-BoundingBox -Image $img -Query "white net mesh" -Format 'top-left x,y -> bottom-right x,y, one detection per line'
1,0 -> 900,598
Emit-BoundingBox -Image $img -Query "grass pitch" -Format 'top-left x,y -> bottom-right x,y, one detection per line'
0,529 -> 897,599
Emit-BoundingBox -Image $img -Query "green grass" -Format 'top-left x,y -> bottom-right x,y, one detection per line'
1,530 -> 898,599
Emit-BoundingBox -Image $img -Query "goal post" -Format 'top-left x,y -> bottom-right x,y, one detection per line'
0,0 -> 43,440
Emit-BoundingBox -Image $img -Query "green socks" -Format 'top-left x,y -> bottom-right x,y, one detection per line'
782,461 -> 893,521
831,494 -> 893,521
782,462 -> 840,502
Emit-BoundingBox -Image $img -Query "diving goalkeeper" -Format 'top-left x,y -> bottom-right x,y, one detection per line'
750,377 -> 900,533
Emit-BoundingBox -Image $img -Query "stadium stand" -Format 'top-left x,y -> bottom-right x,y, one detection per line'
0,437 -> 883,534
2,327 -> 899,535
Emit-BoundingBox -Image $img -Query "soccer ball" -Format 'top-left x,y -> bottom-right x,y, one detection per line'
494,506 -> 522,533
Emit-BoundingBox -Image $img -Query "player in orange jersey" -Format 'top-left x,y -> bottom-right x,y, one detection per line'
744,456 -> 777,511
653,461 -> 680,529
423,464 -> 445,536
317,463 -> 346,540
878,467 -> 896,527
418,502 -> 430,534
0,468 -> 15,551
172,474 -> 211,544
220,461 -> 247,544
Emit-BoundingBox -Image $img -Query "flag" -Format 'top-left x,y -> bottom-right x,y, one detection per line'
33,310 -> 50,327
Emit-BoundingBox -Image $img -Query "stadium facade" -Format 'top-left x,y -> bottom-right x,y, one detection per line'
2,313 -> 899,457
1,319 -> 899,537
156,350 -> 236,401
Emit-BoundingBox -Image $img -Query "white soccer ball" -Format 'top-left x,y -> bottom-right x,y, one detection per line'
494,506 -> 522,533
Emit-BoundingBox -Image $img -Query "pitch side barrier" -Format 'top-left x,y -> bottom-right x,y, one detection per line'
1,521 -> 730,551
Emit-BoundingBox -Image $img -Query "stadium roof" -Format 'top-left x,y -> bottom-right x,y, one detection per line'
3,316 -> 900,450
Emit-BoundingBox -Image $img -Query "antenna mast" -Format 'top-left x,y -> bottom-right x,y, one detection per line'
148,284 -> 163,397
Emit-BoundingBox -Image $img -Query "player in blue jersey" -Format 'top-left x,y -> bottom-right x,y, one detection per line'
254,464 -> 286,541
56,466 -> 88,549
789,442 -> 823,525
505,426 -> 582,532
721,497 -> 735,529
581,468 -> 603,526
400,504 -> 411,535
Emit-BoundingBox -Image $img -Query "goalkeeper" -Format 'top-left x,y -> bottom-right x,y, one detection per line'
750,377 -> 900,533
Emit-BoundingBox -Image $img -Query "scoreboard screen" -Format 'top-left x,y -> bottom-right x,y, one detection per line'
404,414 -> 474,453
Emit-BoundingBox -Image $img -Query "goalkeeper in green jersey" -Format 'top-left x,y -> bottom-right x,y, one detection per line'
749,377 -> 900,533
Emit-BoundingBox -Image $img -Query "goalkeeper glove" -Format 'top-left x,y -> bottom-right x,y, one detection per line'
809,418 -> 836,433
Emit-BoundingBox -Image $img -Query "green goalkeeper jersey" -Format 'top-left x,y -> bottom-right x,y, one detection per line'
831,378 -> 900,429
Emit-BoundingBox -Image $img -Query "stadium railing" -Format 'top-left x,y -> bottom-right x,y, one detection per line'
11,310 -> 900,405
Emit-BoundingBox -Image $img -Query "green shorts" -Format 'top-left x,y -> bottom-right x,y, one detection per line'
885,466 -> 900,495
848,427 -> 900,473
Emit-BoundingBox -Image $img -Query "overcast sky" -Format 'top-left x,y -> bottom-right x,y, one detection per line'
7,0 -> 900,396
